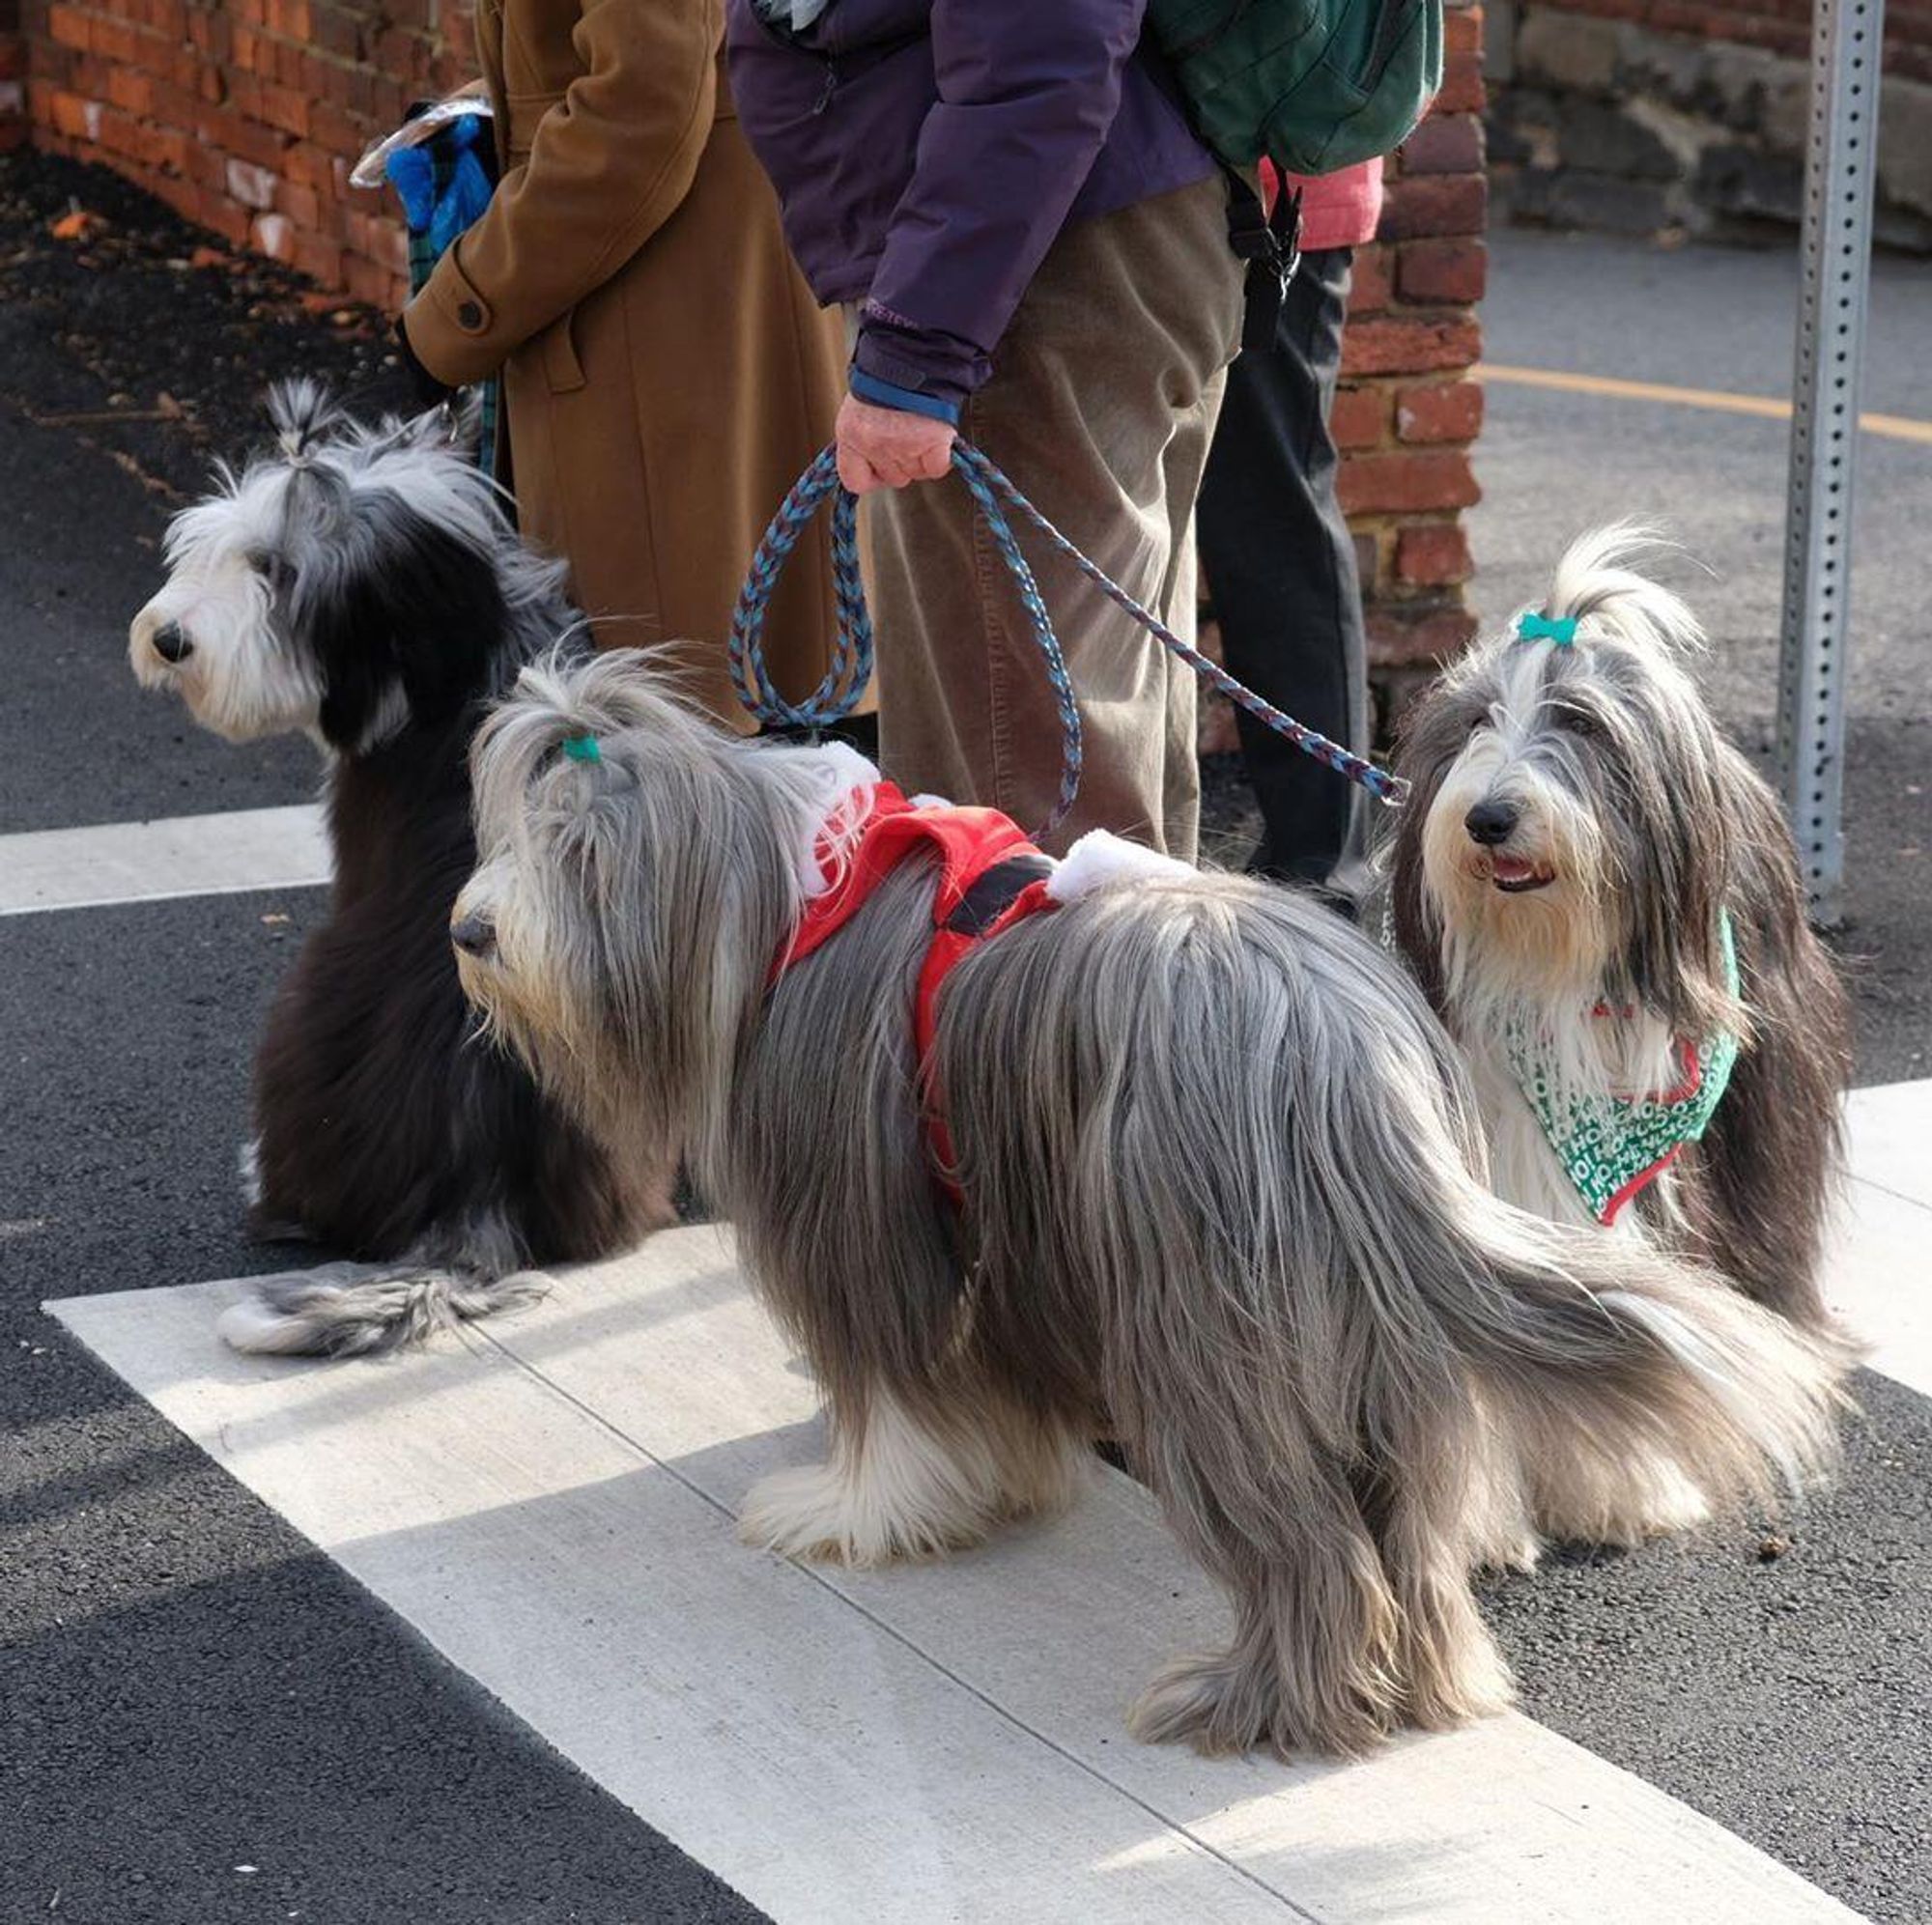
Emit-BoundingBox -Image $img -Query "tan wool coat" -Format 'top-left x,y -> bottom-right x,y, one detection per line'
404,0 -> 845,724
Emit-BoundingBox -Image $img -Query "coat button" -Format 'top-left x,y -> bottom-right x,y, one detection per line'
457,299 -> 483,329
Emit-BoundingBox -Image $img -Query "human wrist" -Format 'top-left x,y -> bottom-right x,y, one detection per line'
848,369 -> 960,426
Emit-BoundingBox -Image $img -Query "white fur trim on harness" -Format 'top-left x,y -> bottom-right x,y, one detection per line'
783,741 -> 881,897
1045,830 -> 1195,904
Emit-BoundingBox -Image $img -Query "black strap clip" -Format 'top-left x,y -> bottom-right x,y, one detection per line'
1228,176 -> 1302,354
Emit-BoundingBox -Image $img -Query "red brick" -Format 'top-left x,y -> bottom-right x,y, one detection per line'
195,186 -> 252,246
1433,47 -> 1487,116
274,176 -> 321,230
1397,378 -> 1485,445
311,3 -> 364,60
1444,6 -> 1485,56
47,87 -> 93,138
1400,112 -> 1484,176
1337,449 -> 1481,516
260,79 -> 308,135
1396,524 -> 1474,586
294,230 -> 345,286
309,97 -> 370,156
45,3 -> 90,50
1366,605 -> 1479,669
89,14 -> 142,63
104,65 -> 151,114
1347,241 -> 1392,316
1378,173 -> 1488,241
1398,236 -> 1488,305
1340,314 -> 1483,380
150,124 -> 193,176
1329,383 -> 1390,451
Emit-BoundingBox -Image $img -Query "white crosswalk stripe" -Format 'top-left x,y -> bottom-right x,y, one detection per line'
0,805 -> 327,916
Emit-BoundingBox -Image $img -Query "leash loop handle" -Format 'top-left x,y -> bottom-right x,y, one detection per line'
727,440 -> 1409,829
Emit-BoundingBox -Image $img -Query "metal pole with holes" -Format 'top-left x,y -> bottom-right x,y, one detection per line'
1777,0 -> 1885,929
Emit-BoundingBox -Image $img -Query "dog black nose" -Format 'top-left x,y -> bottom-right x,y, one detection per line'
450,914 -> 496,958
151,621 -> 192,665
1464,800 -> 1520,846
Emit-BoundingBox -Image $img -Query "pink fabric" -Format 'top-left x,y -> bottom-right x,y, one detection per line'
1261,157 -> 1384,251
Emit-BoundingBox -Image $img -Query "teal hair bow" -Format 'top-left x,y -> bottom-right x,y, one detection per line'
1518,611 -> 1578,646
561,733 -> 602,764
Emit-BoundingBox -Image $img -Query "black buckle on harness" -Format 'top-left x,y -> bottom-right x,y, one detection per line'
943,854 -> 1056,939
1227,172 -> 1303,354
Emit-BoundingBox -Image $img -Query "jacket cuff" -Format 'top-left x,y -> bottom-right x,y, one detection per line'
853,310 -> 986,417
848,368 -> 961,426
403,238 -> 508,390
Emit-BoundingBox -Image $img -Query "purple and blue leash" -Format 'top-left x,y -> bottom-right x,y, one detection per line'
727,440 -> 1409,838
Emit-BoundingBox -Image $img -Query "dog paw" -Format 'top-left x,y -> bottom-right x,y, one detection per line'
1129,1649 -> 1399,1762
737,1462 -> 978,1568
739,1464 -> 872,1565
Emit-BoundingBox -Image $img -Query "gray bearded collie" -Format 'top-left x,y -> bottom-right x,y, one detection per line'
453,650 -> 1843,1762
1386,528 -> 1853,1340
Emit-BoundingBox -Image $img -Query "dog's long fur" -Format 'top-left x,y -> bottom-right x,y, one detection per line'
129,385 -> 668,1355
453,650 -> 1845,1761
1387,528 -> 1853,1337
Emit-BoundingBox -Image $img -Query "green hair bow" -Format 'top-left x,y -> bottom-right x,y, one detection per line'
1517,611 -> 1578,646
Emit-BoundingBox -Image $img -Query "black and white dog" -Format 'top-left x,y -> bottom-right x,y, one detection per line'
1387,527 -> 1852,1339
128,383 -> 669,1354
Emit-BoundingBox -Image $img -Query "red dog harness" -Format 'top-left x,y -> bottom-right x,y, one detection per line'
773,782 -> 1058,1201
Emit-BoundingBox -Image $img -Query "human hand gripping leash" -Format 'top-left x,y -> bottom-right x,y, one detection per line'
727,441 -> 1409,839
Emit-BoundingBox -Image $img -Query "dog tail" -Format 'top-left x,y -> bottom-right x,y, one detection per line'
216,1264 -> 548,1359
1398,1152 -> 1850,1546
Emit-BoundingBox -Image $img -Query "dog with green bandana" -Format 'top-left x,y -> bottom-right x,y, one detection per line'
1386,528 -> 1853,1365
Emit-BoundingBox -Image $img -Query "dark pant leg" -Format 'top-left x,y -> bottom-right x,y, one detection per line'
1197,247 -> 1371,898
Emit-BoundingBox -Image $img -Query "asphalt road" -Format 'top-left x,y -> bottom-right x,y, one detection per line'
1,192 -> 1927,1923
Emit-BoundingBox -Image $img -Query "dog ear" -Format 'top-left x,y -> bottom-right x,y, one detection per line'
297,495 -> 508,750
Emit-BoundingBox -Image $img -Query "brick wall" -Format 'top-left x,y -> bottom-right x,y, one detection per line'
1335,0 -> 1489,725
1489,0 -> 1932,249
14,0 -> 1488,723
22,0 -> 467,302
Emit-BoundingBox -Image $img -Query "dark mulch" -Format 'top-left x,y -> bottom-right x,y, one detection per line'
0,147 -> 414,499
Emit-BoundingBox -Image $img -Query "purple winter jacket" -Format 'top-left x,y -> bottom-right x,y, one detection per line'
726,0 -> 1217,419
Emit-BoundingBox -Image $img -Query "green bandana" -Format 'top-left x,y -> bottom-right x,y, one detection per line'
1507,914 -> 1741,1225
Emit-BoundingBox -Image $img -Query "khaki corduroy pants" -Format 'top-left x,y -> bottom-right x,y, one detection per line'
861,174 -> 1245,859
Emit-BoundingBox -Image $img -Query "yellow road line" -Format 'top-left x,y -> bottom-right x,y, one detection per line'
1480,362 -> 1932,447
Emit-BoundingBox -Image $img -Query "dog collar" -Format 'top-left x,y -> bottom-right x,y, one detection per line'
1507,912 -> 1741,1225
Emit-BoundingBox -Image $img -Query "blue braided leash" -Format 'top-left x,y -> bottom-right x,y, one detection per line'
727,441 -> 1409,835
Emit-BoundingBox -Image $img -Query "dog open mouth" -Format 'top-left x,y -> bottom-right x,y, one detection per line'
1486,855 -> 1555,893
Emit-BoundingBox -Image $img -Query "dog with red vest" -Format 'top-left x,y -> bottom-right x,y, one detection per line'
451,648 -> 1843,1763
